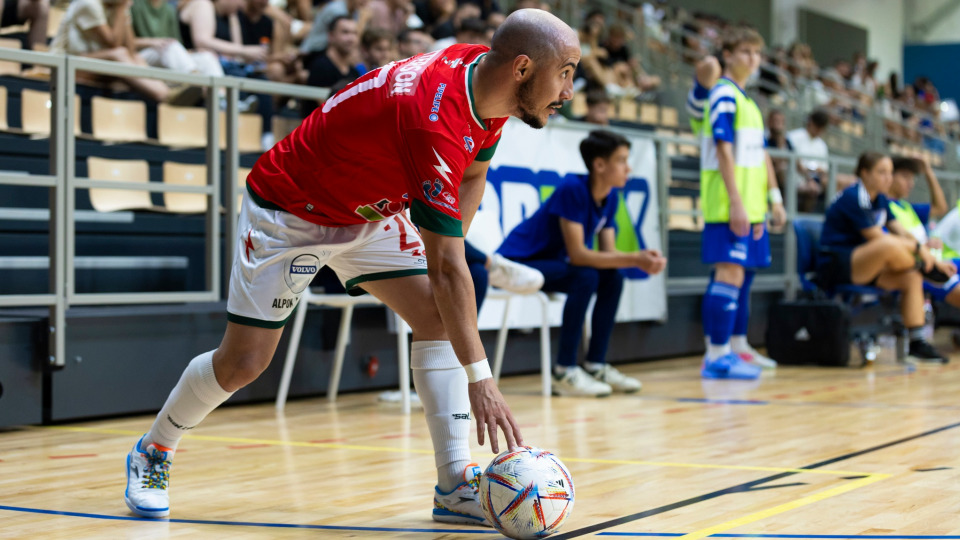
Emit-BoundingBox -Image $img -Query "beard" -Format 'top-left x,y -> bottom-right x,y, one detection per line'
516,77 -> 546,129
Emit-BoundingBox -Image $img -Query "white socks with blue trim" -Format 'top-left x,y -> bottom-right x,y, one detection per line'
411,340 -> 472,492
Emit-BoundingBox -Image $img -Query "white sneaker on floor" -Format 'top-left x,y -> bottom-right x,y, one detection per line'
124,435 -> 173,518
587,363 -> 642,393
552,366 -> 612,397
488,254 -> 544,294
734,345 -> 778,369
433,463 -> 489,526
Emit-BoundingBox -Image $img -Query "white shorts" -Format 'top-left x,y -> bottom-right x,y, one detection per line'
226,194 -> 428,328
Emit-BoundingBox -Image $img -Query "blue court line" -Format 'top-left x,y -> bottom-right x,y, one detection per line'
597,534 -> 960,539
0,505 -> 495,534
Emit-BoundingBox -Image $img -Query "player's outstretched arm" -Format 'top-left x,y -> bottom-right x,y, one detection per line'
419,228 -> 523,453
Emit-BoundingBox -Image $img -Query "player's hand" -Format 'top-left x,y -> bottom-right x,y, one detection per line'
469,378 -> 522,454
927,237 -> 944,250
918,245 -> 937,272
770,202 -> 786,229
729,200 -> 750,238
935,259 -> 957,277
636,250 -> 667,275
752,223 -> 765,241
695,55 -> 721,89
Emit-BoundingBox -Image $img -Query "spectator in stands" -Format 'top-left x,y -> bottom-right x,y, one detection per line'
397,26 -> 431,57
602,23 -> 659,94
413,0 -> 454,38
299,0 -> 367,57
239,0 -> 299,84
576,9 -> 610,91
131,0 -> 224,77
178,0 -> 269,64
358,27 -> 394,71
786,109 -> 829,213
302,15 -> 359,116
0,0 -> 48,50
851,59 -> 878,99
765,109 -> 789,190
691,27 -> 785,379
497,130 -> 666,397
430,15 -> 486,51
51,0 -> 200,104
367,0 -> 419,36
582,88 -> 610,126
818,152 -> 952,363
467,0 -> 501,23
823,59 -> 851,89
429,0 -> 478,40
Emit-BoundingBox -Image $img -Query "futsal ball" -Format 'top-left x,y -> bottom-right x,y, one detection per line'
479,446 -> 575,539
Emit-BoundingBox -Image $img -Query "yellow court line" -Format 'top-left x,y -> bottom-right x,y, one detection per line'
676,473 -> 892,540
42,426 -> 875,477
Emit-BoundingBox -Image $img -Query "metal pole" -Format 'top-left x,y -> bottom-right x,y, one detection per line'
784,154 -> 799,301
206,78 -> 222,298
223,85 -> 240,299
656,139 -> 671,323
49,57 -> 69,368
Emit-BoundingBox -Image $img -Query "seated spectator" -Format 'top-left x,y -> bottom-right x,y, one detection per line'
817,152 -> 952,363
131,0 -> 223,77
240,0 -> 300,84
581,88 -> 610,126
367,0 -> 418,36
497,130 -> 667,397
358,26 -> 395,71
786,109 -> 829,212
602,23 -> 659,93
51,0 -> 199,103
429,15 -> 486,51
0,0 -> 48,49
464,0 -> 500,23
397,26 -> 431,57
428,0 -> 478,40
299,0 -> 366,57
178,0 -> 269,64
302,15 -> 360,116
413,0 -> 453,38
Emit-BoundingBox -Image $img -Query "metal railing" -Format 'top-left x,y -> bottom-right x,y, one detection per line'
0,47 -> 327,367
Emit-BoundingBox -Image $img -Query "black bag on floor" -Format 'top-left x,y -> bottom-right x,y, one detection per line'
765,299 -> 851,366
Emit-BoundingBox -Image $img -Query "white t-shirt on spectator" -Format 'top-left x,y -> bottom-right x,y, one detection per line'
786,127 -> 829,173
50,0 -> 108,55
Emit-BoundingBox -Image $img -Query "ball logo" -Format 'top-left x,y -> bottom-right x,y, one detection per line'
429,113 -> 439,122
284,253 -> 320,293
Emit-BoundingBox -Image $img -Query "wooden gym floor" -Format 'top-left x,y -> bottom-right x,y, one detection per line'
2,348 -> 960,539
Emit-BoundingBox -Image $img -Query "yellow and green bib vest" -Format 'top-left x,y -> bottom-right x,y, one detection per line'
699,79 -> 768,224
888,199 -> 927,244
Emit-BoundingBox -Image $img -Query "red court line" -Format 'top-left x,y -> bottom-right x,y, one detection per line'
49,454 -> 98,459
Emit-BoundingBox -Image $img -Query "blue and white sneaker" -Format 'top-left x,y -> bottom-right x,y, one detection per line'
433,463 -> 489,526
701,353 -> 762,380
124,435 -> 173,518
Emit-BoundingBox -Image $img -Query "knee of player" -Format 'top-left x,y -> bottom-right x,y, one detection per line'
213,349 -> 272,389
569,265 -> 600,291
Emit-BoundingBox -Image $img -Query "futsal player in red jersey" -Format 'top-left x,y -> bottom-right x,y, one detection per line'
124,8 -> 580,526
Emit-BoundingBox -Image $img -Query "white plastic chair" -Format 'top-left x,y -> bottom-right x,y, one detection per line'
276,291 -> 412,413
488,289 -> 555,397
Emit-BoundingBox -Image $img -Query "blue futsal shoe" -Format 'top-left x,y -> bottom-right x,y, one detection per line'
701,353 -> 762,380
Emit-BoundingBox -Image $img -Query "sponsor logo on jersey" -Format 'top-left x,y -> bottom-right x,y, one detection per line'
391,50 -> 440,95
272,298 -> 296,309
284,253 -> 320,293
355,198 -> 406,221
441,56 -> 463,68
422,179 -> 458,212
463,136 -> 474,153
429,83 -> 446,122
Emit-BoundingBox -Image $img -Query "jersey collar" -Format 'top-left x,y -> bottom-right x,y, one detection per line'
720,76 -> 751,100
465,53 -> 488,131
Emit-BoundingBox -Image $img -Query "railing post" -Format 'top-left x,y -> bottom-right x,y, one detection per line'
784,154 -> 799,301
206,78 -> 222,299
48,56 -> 69,368
223,84 -> 240,299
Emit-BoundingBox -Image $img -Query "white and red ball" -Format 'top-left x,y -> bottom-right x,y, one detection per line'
478,446 -> 575,539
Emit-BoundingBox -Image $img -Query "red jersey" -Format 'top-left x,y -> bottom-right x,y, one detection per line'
246,44 -> 507,237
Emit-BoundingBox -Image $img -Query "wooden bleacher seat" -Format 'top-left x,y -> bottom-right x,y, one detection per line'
162,162 -> 208,213
48,6 -> 65,39
91,96 -> 147,142
157,103 -> 206,147
656,128 -> 677,155
218,112 -> 263,153
668,195 -> 699,231
570,92 -> 587,118
87,156 -> 159,212
272,115 -> 301,142
0,86 -> 7,130
0,38 -> 21,76
661,106 -> 678,128
639,103 -> 659,125
20,89 -> 81,135
616,98 -> 637,122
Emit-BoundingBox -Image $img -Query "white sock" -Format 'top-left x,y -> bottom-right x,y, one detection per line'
411,340 -> 472,493
707,343 -> 731,360
143,351 -> 234,452
730,335 -> 749,352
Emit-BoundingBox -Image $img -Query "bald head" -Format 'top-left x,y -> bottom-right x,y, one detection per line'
488,9 -> 578,67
